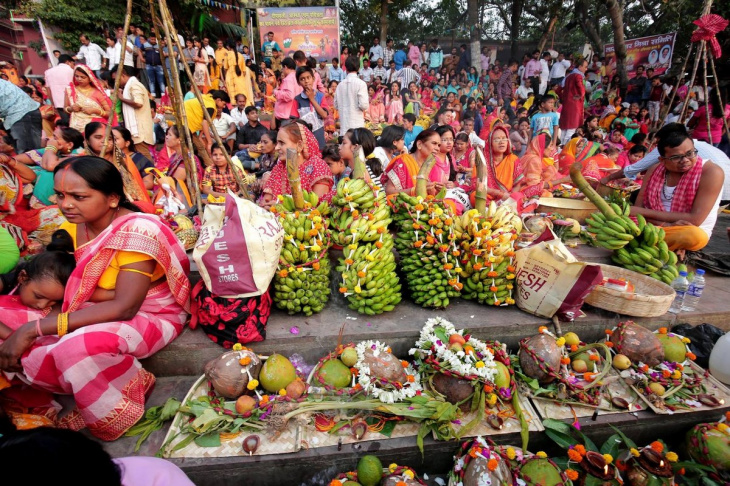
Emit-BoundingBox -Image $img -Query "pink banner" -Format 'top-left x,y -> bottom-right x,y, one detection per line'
604,32 -> 676,79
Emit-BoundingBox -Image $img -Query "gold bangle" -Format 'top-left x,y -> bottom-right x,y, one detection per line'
57,312 -> 69,337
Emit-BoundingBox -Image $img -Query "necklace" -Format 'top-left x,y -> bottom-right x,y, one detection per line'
662,171 -> 674,202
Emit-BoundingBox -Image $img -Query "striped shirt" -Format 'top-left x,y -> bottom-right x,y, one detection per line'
394,67 -> 420,89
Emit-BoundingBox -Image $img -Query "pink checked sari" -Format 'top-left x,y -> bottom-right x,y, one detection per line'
1,213 -> 190,440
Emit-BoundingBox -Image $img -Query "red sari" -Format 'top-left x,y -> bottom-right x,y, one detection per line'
559,69 -> 585,131
0,214 -> 191,440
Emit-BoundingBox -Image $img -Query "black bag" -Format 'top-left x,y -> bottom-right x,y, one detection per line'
671,323 -> 724,369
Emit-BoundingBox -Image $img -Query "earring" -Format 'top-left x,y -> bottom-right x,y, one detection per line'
111,203 -> 118,208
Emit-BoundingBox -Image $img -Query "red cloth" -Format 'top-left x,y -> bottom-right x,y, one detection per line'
691,14 -> 729,59
644,158 -> 703,214
559,70 -> 585,130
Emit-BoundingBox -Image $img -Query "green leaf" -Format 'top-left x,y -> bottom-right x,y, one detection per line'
379,420 -> 397,438
600,433 -> 623,458
609,425 -> 637,450
544,427 -> 579,449
169,433 -> 196,453
543,418 -> 597,452
433,326 -> 448,344
194,432 -> 222,448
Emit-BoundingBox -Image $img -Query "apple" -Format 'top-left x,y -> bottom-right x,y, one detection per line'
449,334 -> 466,346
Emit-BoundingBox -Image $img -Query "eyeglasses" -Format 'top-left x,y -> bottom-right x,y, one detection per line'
662,149 -> 698,163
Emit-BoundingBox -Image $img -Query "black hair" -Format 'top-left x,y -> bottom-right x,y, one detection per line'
120,65 -> 136,77
226,40 -> 242,77
281,57 -> 296,71
345,128 -> 382,176
435,125 -> 456,179
0,244 -> 76,294
613,122 -> 626,134
209,89 -> 230,104
210,142 -> 225,154
20,86 -> 34,97
328,79 -> 338,88
295,66 -> 314,82
708,88 -> 725,119
402,113 -> 417,125
321,144 -> 341,161
112,126 -> 136,152
410,129 -> 439,154
344,56 -> 359,73
168,124 -> 180,139
260,129 -> 277,145
53,156 -> 140,212
58,54 -> 73,64
244,106 -> 258,115
377,125 -> 406,150
0,428 -> 122,485
629,144 -> 648,155
656,122 -> 688,141
657,130 -> 691,157
539,94 -> 554,106
517,116 -> 530,126
149,98 -> 157,111
630,132 -> 647,145
293,50 -> 307,63
455,131 -> 469,144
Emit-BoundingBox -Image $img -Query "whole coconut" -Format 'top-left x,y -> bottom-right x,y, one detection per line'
462,452 -> 512,486
204,350 -> 262,399
361,347 -> 407,384
610,322 -> 664,367
431,372 -> 474,411
687,423 -> 730,471
518,457 -> 564,486
519,334 -> 561,384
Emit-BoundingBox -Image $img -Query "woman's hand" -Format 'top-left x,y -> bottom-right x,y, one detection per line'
0,322 -> 37,372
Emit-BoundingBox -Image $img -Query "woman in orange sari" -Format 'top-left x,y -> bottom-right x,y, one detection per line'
516,132 -> 559,198
381,129 -> 443,196
63,65 -> 114,133
469,125 -> 524,202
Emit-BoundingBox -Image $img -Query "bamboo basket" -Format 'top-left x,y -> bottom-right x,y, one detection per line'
535,197 -> 597,224
584,264 -> 676,317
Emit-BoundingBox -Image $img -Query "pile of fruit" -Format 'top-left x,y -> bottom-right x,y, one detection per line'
392,193 -> 462,308
331,177 -> 401,314
271,192 -> 331,316
453,203 -> 521,306
570,164 -> 681,285
329,456 -> 427,486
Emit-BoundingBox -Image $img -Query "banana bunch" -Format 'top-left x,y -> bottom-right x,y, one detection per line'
271,192 -> 331,316
336,238 -> 402,314
610,214 -> 681,285
329,178 -> 390,246
584,202 -> 641,250
392,193 -> 462,308
455,203 -> 519,306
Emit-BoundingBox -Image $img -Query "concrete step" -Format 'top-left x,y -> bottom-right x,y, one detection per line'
102,376 -> 730,486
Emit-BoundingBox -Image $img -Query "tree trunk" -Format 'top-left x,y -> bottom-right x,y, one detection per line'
509,0 -> 524,60
379,0 -> 389,44
536,14 -> 558,53
575,0 -> 604,53
468,0 -> 481,71
605,0 -> 627,91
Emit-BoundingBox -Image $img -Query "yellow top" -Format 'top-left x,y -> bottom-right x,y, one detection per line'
184,93 -> 217,134
60,222 -> 165,290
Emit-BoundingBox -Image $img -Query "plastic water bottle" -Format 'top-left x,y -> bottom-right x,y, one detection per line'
682,269 -> 705,312
668,271 -> 689,314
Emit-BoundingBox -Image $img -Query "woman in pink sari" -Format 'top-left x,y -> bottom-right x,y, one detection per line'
0,156 -> 191,441
516,132 -> 559,198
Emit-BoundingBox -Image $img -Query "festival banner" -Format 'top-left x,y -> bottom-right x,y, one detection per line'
604,32 -> 676,79
256,6 -> 340,63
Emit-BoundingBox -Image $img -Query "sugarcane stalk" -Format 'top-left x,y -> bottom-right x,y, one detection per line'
474,146 -> 487,214
415,154 -> 436,198
286,148 -> 305,210
158,0 -> 250,199
153,0 -> 202,214
351,146 -> 366,179
100,0 -> 132,158
569,162 -> 616,217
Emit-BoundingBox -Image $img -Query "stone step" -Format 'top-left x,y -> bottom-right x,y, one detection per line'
102,376 -> 730,486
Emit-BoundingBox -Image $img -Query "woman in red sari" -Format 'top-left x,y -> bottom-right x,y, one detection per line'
381,129 -> 442,196
0,156 -> 191,440
259,121 -> 334,209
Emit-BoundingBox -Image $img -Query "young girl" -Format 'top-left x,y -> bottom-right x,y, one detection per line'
420,81 -> 435,115
452,132 -> 475,187
404,81 -> 422,117
433,78 -> 447,103
605,124 -> 628,151
385,82 -> 403,125
368,85 -> 385,123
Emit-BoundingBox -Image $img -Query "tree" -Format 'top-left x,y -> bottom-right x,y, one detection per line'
468,0 -> 481,71
605,0 -> 627,88
508,0 -> 524,59
379,0 -> 389,45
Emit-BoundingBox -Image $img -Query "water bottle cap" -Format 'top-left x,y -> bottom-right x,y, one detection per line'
696,269 -> 705,275
679,271 -> 688,276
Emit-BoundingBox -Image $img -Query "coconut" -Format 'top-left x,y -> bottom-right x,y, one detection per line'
687,423 -> 730,471
610,321 -> 664,367
431,372 -> 474,411
518,457 -> 564,486
519,334 -> 562,384
657,334 -> 687,363
204,350 -> 262,399
462,453 -> 512,486
361,347 -> 407,384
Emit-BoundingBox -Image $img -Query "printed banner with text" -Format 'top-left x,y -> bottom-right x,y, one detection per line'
257,6 -> 340,63
604,32 -> 676,79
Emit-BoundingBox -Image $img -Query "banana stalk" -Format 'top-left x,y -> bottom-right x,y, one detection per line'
474,147 -> 488,215
415,154 -> 436,198
286,148 -> 305,210
569,162 -> 615,217
351,147 -> 366,180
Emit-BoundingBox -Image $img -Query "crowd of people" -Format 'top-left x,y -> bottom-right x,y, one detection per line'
0,26 -> 728,450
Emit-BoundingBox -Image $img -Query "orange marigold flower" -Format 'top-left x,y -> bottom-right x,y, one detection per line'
687,352 -> 696,361
414,240 -> 423,248
584,372 -> 596,382
589,354 -> 600,362
414,203 -> 424,211
605,329 -> 614,335
561,357 -> 571,365
312,261 -> 321,270
407,375 -> 415,383
351,210 -> 359,218
650,441 -> 664,453
538,326 -> 548,334
413,223 -> 421,230
435,229 -> 444,236
487,271 -> 498,277
330,480 -> 343,486
426,236 -> 436,244
574,445 -> 586,455
678,468 -> 686,475
452,250 -> 461,257
568,449 -> 583,462
473,263 -> 483,270
444,263 -> 454,270
484,384 -> 494,393
350,368 -> 359,376
377,227 -> 386,234
279,270 -> 289,278
605,341 -> 614,348
260,395 -> 270,405
396,482 -> 408,486
487,458 -> 499,471
662,370 -> 671,378
239,357 -> 252,366
473,249 -> 483,256
401,360 -> 409,368
375,241 -> 384,249
339,287 -> 348,293
308,229 -> 319,237
357,271 -> 367,278
565,469 -> 579,481
468,447 -> 480,458
658,327 -> 668,334
345,258 -> 354,265
490,286 -> 498,292
570,344 -> 578,352
506,265 -> 515,272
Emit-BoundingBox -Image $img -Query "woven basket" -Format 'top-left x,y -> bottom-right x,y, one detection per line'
536,197 -> 597,224
584,264 -> 676,317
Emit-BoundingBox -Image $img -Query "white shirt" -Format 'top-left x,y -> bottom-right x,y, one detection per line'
76,42 -> 107,70
230,107 -> 247,127
624,140 -> 730,200
204,45 -> 215,58
109,41 -> 135,68
369,44 -> 383,62
539,59 -> 550,83
334,72 -> 369,136
359,67 -> 374,83
549,59 -> 571,79
213,113 -> 235,137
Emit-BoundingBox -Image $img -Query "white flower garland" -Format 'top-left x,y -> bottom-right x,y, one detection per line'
409,317 -> 498,382
354,340 -> 422,403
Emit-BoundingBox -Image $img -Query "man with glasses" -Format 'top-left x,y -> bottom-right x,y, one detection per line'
630,125 -> 724,252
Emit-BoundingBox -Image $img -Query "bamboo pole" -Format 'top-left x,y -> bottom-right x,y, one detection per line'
708,55 -> 730,143
286,148 -> 305,210
100,0 -> 133,158
680,40 -> 703,123
657,43 -> 691,128
701,44 -> 713,144
158,0 -> 251,200
153,0 -> 203,214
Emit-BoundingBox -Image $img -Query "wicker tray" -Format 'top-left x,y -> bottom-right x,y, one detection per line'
584,264 -> 675,317
536,197 -> 597,224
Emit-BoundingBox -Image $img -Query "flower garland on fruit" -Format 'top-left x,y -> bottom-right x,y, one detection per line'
354,340 -> 423,403
448,436 -> 523,486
